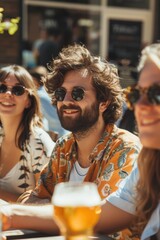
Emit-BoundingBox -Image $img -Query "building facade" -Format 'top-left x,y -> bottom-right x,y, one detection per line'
0,0 -> 159,86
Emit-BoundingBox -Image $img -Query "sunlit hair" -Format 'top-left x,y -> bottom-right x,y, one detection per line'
133,43 -> 160,235
138,43 -> 160,71
44,43 -> 123,124
0,65 -> 43,150
133,148 -> 160,235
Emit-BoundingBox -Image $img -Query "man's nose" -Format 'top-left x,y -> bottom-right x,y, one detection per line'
63,91 -> 73,102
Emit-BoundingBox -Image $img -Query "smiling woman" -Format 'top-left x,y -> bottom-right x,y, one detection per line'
95,43 -> 160,240
0,65 -> 55,202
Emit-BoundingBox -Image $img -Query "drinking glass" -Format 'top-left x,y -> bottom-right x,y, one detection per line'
0,203 -> 9,240
52,182 -> 102,240
0,202 -> 11,239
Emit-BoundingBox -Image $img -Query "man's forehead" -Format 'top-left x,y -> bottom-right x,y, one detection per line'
64,68 -> 91,82
80,68 -> 89,78
62,68 -> 93,90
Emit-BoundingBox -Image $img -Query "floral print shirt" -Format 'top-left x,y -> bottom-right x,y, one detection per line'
34,124 -> 141,199
33,124 -> 141,240
0,127 -> 55,195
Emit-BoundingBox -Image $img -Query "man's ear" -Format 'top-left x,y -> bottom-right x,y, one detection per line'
99,101 -> 110,113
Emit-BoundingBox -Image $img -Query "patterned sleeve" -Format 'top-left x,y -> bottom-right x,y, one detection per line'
86,136 -> 141,199
107,166 -> 138,214
96,145 -> 139,199
28,128 -> 55,183
92,140 -> 140,240
32,143 -> 60,199
31,133 -> 74,199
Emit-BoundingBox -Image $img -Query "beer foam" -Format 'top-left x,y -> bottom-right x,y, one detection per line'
52,183 -> 101,207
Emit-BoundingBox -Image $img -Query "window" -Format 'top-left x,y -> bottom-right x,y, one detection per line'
108,0 -> 149,9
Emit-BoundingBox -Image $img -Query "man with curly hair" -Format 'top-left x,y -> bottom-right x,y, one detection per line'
2,44 -> 141,240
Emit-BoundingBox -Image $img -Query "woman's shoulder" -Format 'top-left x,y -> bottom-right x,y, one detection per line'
31,126 -> 52,138
28,127 -> 55,156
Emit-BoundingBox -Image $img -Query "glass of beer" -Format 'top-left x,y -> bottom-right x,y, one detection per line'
0,202 -> 11,237
52,182 -> 102,240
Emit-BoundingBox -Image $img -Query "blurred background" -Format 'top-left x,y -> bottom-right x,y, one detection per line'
0,0 -> 159,88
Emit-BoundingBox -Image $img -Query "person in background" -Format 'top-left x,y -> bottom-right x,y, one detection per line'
32,28 -> 48,66
22,40 -> 36,70
37,27 -> 62,68
29,66 -> 68,139
117,70 -> 139,135
1,44 -> 141,240
0,65 -> 55,202
118,107 -> 138,135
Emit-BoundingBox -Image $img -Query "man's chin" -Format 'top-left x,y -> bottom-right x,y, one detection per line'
60,118 -> 78,131
61,124 -> 82,133
61,123 -> 75,132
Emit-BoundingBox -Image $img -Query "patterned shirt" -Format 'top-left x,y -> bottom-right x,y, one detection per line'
33,124 -> 141,199
32,124 -> 141,240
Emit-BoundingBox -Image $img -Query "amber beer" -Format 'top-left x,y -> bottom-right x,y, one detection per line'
0,205 -> 10,239
0,206 -> 10,230
52,182 -> 101,240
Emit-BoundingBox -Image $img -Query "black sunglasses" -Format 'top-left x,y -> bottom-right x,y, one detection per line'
55,87 -> 85,102
0,84 -> 26,96
124,84 -> 160,109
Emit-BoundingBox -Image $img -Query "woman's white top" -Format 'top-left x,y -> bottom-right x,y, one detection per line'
107,166 -> 160,240
0,127 -> 55,195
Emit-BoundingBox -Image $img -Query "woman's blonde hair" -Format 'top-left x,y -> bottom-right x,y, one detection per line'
138,43 -> 160,72
134,148 -> 160,234
133,43 -> 160,235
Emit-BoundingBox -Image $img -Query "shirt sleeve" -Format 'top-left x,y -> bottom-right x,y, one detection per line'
91,141 -> 140,199
32,141 -> 62,199
32,134 -> 73,199
107,166 -> 139,215
28,128 -> 55,183
37,128 -> 56,157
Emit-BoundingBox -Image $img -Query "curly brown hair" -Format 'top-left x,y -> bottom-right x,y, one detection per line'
44,43 -> 123,124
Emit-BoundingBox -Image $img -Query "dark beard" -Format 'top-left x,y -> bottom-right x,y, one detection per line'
57,102 -> 100,133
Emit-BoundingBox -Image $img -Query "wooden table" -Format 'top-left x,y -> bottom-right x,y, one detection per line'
2,230 -> 113,240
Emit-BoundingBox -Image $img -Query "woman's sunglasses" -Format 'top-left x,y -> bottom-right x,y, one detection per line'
0,84 -> 26,96
55,87 -> 85,102
124,84 -> 160,109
